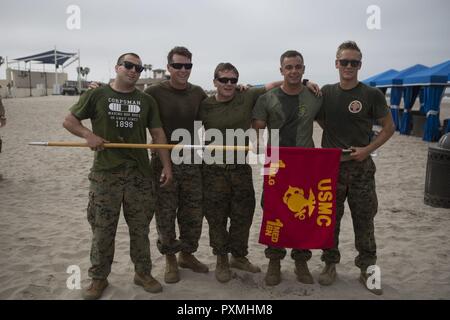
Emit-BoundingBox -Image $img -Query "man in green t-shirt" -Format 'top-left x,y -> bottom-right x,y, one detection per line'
252,50 -> 323,286
199,62 -> 284,283
145,47 -> 209,284
63,53 -> 173,299
316,41 -> 395,295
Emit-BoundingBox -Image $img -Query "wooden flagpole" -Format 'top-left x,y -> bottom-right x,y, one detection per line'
29,141 -> 250,151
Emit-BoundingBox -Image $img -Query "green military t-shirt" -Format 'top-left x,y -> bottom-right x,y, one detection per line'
199,87 -> 266,133
253,87 -> 323,147
70,85 -> 162,176
317,82 -> 389,149
199,87 -> 266,163
145,81 -> 207,144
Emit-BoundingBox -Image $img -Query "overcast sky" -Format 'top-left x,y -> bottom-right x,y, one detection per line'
1,0 -> 449,90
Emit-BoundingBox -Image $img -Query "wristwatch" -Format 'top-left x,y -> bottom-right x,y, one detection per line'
302,79 -> 309,86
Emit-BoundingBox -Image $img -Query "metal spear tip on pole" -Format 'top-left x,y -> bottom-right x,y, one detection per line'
29,142 -> 49,146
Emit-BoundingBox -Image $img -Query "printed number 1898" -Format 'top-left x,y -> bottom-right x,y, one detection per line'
116,120 -> 133,128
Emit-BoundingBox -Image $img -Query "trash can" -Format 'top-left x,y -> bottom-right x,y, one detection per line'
424,133 -> 450,208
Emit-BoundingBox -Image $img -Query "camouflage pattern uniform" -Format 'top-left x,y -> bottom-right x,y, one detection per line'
203,164 -> 256,257
321,157 -> 378,271
317,82 -> 389,271
87,166 -> 155,279
253,87 -> 323,263
199,88 -> 265,259
145,81 -> 207,257
151,155 -> 203,255
264,238 -> 312,261
69,85 -> 162,281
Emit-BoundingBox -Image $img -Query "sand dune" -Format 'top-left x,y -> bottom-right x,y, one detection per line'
0,96 -> 449,300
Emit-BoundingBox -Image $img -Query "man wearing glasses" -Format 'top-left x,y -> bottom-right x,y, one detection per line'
317,41 -> 395,295
252,50 -> 323,287
63,53 -> 173,299
201,62 -> 320,283
145,47 -> 209,284
199,62 -> 285,283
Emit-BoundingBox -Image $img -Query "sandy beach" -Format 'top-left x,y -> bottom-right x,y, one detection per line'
0,95 -> 449,300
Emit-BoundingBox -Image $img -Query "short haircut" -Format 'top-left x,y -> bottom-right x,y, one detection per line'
214,62 -> 239,79
167,46 -> 192,64
336,41 -> 362,59
116,53 -> 141,65
280,50 -> 304,66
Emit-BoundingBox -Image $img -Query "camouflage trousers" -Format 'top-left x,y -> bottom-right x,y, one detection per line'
203,164 -> 256,257
321,157 -> 378,271
264,247 -> 312,262
151,156 -> 203,255
87,167 -> 155,280
261,193 -> 312,262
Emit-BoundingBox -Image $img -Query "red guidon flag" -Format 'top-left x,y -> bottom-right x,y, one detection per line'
259,147 -> 341,249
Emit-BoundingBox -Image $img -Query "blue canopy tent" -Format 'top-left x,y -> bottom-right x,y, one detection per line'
419,88 -> 425,114
403,60 -> 450,141
370,70 -> 401,129
390,64 -> 429,135
362,69 -> 399,93
374,65 -> 428,131
399,86 -> 425,135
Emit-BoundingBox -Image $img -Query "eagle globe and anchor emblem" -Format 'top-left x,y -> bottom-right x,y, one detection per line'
282,186 -> 316,220
267,160 -> 333,226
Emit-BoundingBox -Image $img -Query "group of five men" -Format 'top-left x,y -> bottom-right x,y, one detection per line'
62,41 -> 395,299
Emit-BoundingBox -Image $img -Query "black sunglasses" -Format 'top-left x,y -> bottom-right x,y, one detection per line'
338,59 -> 361,67
216,77 -> 238,84
120,61 -> 144,73
170,63 -> 193,70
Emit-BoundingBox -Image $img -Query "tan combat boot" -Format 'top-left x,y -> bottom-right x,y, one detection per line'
264,259 -> 281,286
178,252 -> 209,273
82,279 -> 109,300
359,270 -> 383,295
294,260 -> 314,284
134,272 -> 163,293
164,254 -> 180,284
215,254 -> 233,283
230,256 -> 261,273
318,263 -> 337,286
